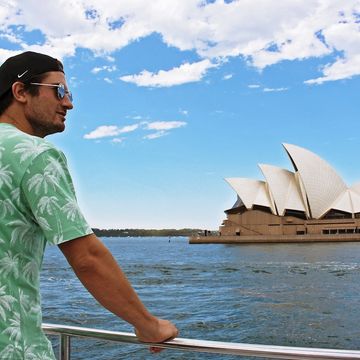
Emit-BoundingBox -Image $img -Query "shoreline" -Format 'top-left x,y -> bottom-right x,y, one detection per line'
189,233 -> 360,244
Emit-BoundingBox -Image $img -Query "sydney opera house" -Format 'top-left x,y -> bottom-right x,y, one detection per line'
191,143 -> 360,244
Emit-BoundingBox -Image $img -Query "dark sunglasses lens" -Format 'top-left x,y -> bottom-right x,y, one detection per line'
57,84 -> 73,102
57,86 -> 65,99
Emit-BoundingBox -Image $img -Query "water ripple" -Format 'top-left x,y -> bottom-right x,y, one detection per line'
41,238 -> 360,359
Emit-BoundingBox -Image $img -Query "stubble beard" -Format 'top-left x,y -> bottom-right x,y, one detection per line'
25,105 -> 65,138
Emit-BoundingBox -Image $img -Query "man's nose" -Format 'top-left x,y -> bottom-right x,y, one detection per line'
62,95 -> 73,110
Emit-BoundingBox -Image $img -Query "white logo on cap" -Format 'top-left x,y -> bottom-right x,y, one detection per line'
17,70 -> 29,78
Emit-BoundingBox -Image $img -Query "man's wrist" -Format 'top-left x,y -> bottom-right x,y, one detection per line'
134,315 -> 162,341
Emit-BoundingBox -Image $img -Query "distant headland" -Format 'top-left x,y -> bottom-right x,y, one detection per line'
92,228 -> 205,237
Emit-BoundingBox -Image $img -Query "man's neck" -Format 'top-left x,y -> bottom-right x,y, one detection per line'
0,110 -> 36,137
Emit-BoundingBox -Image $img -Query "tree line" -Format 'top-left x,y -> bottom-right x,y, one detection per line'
92,228 -> 204,237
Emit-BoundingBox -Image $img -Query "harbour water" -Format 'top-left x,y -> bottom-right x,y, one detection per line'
41,237 -> 360,359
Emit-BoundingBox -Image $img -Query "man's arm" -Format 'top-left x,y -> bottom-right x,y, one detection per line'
58,233 -> 178,343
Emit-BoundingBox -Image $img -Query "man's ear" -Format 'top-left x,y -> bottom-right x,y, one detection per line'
11,82 -> 28,104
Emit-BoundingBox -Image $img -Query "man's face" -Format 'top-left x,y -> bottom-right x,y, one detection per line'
24,71 -> 73,138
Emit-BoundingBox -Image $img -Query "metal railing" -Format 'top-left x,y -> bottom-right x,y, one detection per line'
43,323 -> 360,360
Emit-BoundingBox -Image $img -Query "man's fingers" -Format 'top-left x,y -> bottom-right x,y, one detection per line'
150,346 -> 163,353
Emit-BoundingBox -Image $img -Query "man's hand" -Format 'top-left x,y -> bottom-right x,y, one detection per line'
135,318 -> 178,342
135,318 -> 179,353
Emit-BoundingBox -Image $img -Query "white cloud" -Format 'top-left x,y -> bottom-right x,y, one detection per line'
83,121 -> 184,140
111,138 -> 123,143
144,131 -> 168,140
179,109 -> 188,116
104,77 -> 112,83
91,65 -> 117,74
263,87 -> 289,92
145,121 -> 186,131
120,59 -> 217,87
1,1 -> 359,84
120,124 -> 139,133
305,55 -> 360,84
92,67 -> 103,74
69,76 -> 80,88
305,22 -> 360,84
125,115 -> 144,120
84,124 -> 138,139
248,84 -> 261,89
84,125 -> 119,139
223,74 -> 233,80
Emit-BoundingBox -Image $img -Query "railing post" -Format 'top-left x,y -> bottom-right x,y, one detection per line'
59,334 -> 71,360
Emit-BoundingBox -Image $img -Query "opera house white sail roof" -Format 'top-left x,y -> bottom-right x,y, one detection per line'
258,164 -> 306,216
225,178 -> 275,213
226,143 -> 360,219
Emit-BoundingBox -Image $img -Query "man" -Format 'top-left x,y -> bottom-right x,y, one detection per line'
0,51 -> 178,359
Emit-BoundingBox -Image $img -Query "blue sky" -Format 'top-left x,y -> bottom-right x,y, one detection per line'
0,1 -> 360,229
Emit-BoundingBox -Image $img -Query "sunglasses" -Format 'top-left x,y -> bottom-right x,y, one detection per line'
29,82 -> 73,102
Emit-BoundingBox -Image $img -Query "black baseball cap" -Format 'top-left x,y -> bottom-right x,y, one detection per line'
0,51 -> 64,98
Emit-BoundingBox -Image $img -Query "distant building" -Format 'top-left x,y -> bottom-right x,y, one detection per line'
219,143 -> 360,239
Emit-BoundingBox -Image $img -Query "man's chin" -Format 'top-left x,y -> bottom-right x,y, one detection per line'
55,124 -> 65,134
44,123 -> 66,137
56,119 -> 66,131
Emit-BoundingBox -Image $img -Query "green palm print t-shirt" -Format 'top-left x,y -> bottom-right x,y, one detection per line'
0,123 -> 93,359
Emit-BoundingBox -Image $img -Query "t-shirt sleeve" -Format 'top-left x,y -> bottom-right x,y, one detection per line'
21,148 -> 93,245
